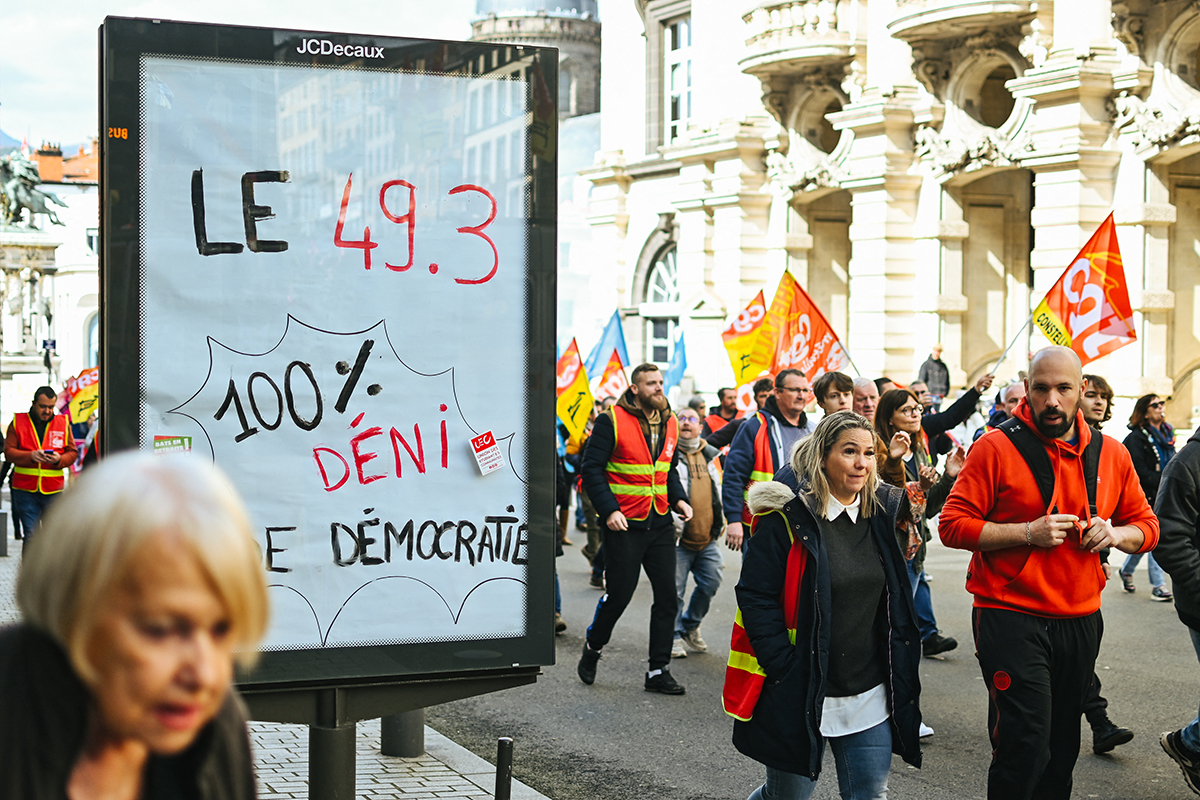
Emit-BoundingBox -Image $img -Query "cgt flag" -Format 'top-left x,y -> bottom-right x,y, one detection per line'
556,338 -> 594,447
722,290 -> 768,385
596,349 -> 629,400
753,271 -> 849,378
1032,214 -> 1136,365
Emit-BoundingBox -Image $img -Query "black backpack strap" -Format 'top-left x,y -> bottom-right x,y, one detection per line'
996,418 -> 1055,511
1082,428 -> 1103,518
996,417 -> 1104,517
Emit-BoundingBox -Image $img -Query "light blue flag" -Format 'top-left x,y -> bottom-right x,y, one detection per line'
584,310 -> 630,377
663,329 -> 687,391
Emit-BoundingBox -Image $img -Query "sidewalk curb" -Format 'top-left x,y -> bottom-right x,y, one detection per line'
424,726 -> 552,800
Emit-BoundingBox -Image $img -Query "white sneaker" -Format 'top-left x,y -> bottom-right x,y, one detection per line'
671,638 -> 687,658
919,723 -> 935,738
681,627 -> 708,652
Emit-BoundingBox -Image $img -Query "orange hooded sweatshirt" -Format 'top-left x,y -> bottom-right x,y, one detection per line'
939,398 -> 1158,618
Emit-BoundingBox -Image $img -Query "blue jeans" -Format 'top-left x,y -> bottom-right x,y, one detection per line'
11,489 -> 54,552
1182,628 -> 1200,752
907,559 -> 938,641
1121,551 -> 1166,587
675,540 -> 723,636
747,719 -> 892,800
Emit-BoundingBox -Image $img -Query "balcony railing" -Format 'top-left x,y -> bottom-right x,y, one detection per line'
741,0 -> 854,77
887,0 -> 1033,41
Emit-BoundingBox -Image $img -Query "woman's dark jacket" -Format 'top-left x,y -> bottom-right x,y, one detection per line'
1124,423 -> 1175,505
0,624 -> 257,800
732,466 -> 923,778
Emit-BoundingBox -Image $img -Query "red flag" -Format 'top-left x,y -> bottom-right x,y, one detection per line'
755,272 -> 849,378
597,349 -> 629,399
1032,213 -> 1136,365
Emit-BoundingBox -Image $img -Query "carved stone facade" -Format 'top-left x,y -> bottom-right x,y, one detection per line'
567,0 -> 1200,427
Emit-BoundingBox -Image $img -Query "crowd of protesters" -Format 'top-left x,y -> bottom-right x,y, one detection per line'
558,342 -> 1200,800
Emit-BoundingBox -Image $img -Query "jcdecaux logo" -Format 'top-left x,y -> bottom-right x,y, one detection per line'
296,39 -> 385,59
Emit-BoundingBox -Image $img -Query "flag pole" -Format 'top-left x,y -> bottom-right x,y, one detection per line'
993,312 -> 1033,374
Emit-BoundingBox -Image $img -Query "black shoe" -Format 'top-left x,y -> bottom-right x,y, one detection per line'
922,632 -> 958,657
644,669 -> 686,695
577,645 -> 601,685
1091,716 -> 1134,753
1162,729 -> 1200,795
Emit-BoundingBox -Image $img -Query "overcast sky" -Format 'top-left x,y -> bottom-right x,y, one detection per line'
0,0 -> 478,146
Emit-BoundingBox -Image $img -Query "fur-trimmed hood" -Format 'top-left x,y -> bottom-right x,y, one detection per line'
748,480 -> 797,515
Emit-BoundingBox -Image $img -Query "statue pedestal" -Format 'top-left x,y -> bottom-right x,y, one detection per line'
0,226 -> 61,273
0,226 -> 62,416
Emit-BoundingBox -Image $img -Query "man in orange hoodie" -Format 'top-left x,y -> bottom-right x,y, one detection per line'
940,346 -> 1158,800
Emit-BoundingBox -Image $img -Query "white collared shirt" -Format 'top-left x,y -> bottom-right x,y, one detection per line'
819,491 -> 888,738
825,494 -> 861,523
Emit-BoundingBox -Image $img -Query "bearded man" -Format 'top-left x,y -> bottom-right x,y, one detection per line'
940,346 -> 1158,800
579,363 -> 693,694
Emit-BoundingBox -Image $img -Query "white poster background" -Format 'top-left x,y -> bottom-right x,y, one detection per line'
139,55 -> 532,649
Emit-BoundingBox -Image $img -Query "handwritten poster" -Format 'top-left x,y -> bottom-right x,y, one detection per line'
104,20 -> 556,672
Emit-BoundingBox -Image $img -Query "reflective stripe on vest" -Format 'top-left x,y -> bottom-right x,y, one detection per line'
605,406 -> 678,521
722,508 -> 807,721
12,413 -> 68,495
740,411 -> 776,526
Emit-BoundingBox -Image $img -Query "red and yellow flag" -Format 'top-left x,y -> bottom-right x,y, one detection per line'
596,349 -> 629,399
723,291 -> 768,385
58,366 -> 100,423
1032,214 -> 1136,366
753,272 -> 849,378
556,338 -> 593,447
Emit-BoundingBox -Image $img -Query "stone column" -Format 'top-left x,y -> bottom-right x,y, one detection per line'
829,89 -> 921,379
1009,41 -> 1121,357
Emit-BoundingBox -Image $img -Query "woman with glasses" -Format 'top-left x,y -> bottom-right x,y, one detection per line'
874,389 -> 965,665
1121,394 -> 1176,600
728,411 -> 922,800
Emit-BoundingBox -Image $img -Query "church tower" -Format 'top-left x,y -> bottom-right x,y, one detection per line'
470,0 -> 600,120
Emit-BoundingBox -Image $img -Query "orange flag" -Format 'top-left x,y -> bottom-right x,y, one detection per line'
1032,214 -> 1136,365
754,272 -> 850,378
556,339 -> 593,446
722,291 -> 768,385
596,349 -> 629,399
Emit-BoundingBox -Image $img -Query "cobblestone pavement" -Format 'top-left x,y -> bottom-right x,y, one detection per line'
0,535 -> 550,800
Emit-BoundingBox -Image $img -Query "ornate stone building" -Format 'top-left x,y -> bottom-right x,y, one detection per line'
471,0 -> 601,119
574,0 -> 1200,426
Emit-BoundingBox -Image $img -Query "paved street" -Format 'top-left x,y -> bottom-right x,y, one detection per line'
429,530 -> 1200,800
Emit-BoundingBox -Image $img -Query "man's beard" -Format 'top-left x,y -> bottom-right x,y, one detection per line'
639,393 -> 668,412
1033,405 -> 1074,439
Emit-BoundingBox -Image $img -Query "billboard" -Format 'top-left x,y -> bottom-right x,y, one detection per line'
101,17 -> 557,687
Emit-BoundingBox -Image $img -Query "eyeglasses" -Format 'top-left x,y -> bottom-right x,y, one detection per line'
778,386 -> 812,395
1150,401 -> 1166,409
897,406 -> 922,417
678,415 -> 700,423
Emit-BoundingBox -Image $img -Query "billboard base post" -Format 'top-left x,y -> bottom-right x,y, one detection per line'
381,710 -> 425,757
309,722 -> 356,800
495,736 -> 514,800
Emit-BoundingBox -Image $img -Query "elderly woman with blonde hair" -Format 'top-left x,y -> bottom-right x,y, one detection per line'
0,452 -> 269,799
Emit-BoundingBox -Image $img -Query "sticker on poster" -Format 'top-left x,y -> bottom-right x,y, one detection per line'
153,435 -> 193,454
471,431 -> 505,476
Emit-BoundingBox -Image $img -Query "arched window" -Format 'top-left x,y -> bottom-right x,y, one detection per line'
644,244 -> 679,363
646,244 -> 679,303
